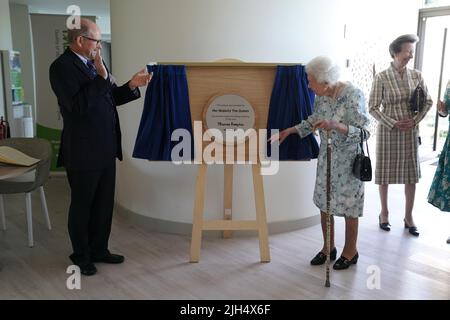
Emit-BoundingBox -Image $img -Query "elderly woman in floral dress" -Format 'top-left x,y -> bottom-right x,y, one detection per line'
271,56 -> 370,270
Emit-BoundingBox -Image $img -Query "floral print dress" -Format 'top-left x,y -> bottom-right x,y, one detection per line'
295,83 -> 370,218
428,81 -> 450,212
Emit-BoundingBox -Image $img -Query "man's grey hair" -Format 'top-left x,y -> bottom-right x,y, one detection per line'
389,34 -> 419,58
305,56 -> 341,85
67,21 -> 90,44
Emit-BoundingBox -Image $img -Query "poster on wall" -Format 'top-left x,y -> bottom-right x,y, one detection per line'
30,14 -> 95,171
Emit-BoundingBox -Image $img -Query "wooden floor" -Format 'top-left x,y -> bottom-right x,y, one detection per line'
0,160 -> 449,300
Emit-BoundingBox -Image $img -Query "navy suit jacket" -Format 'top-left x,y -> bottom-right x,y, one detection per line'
49,49 -> 140,171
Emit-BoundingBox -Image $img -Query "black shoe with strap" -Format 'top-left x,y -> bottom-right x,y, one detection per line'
310,247 -> 337,266
333,252 -> 359,270
404,220 -> 419,237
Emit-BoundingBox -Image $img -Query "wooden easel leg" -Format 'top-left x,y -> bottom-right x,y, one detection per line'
190,163 -> 207,263
252,164 -> 271,263
223,164 -> 233,239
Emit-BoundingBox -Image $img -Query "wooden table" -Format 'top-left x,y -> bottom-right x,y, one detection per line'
0,164 -> 37,180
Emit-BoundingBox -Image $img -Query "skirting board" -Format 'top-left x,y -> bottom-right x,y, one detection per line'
114,203 -> 320,238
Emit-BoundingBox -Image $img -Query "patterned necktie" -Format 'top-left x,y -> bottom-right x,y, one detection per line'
86,60 -> 97,78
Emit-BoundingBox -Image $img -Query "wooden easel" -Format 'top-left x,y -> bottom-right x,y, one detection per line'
177,61 -> 278,263
190,162 -> 271,263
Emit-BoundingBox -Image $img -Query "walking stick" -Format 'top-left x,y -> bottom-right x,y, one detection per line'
325,130 -> 332,287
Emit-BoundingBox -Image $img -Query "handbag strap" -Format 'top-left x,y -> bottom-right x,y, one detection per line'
359,130 -> 370,158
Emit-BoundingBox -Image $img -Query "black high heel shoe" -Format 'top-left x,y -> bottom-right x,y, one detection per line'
404,220 -> 419,236
333,252 -> 359,270
379,215 -> 391,231
310,247 -> 337,265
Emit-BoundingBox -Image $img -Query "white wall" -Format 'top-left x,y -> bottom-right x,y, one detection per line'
111,0 -> 346,66
110,0 -> 422,226
343,0 -> 422,72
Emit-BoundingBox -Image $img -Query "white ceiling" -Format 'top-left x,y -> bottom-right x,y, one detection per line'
10,0 -> 111,35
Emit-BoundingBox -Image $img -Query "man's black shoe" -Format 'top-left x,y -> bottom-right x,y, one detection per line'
92,253 -> 125,264
78,263 -> 97,276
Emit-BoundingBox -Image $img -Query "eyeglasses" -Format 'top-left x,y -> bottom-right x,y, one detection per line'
81,35 -> 102,45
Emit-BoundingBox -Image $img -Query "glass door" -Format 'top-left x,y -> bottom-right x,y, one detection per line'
415,7 -> 450,154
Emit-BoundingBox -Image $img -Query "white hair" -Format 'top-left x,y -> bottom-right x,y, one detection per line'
305,56 -> 341,85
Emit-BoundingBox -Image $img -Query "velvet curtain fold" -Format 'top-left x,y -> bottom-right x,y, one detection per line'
266,65 -> 319,160
133,65 -> 194,161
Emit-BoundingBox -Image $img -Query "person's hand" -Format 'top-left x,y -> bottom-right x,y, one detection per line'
129,69 -> 153,90
94,48 -> 108,79
394,119 -> 411,131
394,118 -> 415,131
437,100 -> 447,115
268,127 -> 296,144
313,119 -> 338,131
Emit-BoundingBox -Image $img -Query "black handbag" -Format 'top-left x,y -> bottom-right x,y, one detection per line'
410,83 -> 426,115
352,130 -> 372,182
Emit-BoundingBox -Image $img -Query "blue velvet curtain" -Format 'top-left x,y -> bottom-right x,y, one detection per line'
266,65 -> 319,160
133,65 -> 194,161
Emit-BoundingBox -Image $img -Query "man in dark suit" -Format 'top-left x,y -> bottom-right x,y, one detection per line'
49,18 -> 151,276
